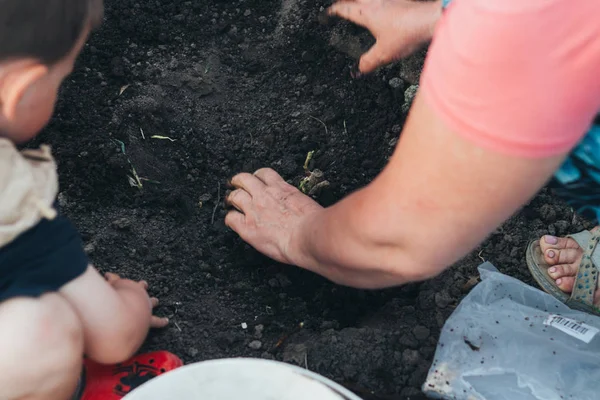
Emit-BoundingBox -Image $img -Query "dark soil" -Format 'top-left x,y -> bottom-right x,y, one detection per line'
40,0 -> 595,398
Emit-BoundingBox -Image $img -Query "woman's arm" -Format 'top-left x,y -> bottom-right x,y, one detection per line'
285,92 -> 565,288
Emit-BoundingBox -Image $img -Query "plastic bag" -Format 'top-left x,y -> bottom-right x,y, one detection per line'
423,262 -> 600,400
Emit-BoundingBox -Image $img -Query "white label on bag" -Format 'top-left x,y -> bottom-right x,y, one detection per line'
544,314 -> 599,343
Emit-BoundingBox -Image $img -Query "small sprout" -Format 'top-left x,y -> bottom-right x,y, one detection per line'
303,150 -> 315,171
151,135 -> 176,142
113,139 -> 127,155
119,84 -> 130,96
128,166 -> 144,189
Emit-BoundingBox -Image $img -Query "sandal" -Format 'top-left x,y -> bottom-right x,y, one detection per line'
79,351 -> 183,400
526,229 -> 600,315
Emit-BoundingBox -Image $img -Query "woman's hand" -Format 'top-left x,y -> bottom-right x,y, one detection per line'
224,168 -> 323,265
327,0 -> 442,75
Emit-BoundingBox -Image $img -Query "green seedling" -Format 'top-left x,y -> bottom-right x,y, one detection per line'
151,135 -> 176,142
303,150 -> 314,171
112,139 -> 157,190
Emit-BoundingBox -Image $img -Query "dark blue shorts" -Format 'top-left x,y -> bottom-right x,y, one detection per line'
0,210 -> 88,302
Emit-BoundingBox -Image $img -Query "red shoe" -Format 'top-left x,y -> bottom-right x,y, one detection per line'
79,351 -> 183,400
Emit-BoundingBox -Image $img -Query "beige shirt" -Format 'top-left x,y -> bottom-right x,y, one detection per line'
0,138 -> 58,248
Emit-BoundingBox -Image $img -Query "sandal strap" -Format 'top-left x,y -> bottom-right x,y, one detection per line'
568,230 -> 600,308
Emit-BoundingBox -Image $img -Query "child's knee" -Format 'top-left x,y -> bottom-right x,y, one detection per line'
0,294 -> 83,395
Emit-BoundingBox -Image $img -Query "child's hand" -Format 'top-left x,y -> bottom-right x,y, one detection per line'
105,272 -> 170,329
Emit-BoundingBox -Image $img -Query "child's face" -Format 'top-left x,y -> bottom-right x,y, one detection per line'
0,27 -> 90,143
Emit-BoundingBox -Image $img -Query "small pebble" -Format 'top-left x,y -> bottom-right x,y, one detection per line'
248,340 -> 262,350
254,324 -> 264,339
413,325 -> 431,341
388,77 -> 404,90
241,322 -> 248,329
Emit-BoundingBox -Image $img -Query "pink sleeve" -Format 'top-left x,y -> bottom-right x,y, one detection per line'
421,0 -> 600,158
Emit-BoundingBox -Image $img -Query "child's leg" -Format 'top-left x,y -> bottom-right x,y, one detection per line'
0,294 -> 83,400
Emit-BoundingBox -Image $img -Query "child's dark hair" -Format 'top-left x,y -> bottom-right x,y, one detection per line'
0,0 -> 104,65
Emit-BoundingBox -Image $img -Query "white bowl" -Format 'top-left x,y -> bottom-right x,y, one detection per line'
123,357 -> 363,400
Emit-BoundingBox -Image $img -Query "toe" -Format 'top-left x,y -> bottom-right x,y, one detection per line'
540,235 -> 581,253
544,248 -> 583,267
548,263 -> 579,279
555,276 -> 576,293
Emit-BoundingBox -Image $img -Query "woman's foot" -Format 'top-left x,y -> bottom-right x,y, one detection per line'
540,226 -> 600,299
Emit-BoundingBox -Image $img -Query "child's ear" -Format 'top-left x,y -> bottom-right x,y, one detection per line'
0,63 -> 48,121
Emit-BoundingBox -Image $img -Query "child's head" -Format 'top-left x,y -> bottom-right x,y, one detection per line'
0,0 -> 104,143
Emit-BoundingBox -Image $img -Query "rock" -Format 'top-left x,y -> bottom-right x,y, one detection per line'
248,340 -> 262,350
112,217 -> 131,230
187,347 -> 199,357
57,192 -> 69,208
398,334 -> 419,349
198,261 -> 212,272
402,349 -> 420,367
417,290 -> 435,311
244,9 -> 252,17
434,290 -> 453,309
84,243 -> 96,254
282,343 -> 307,365
295,75 -> 308,85
553,219 -> 570,235
412,325 -> 430,341
539,204 -> 557,223
254,324 -> 264,339
389,77 -> 404,90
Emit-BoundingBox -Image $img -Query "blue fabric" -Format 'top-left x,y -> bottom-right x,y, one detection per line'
551,124 -> 600,224
0,205 -> 88,301
442,0 -> 453,10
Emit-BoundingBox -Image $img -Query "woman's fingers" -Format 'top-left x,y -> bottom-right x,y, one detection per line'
225,210 -> 246,233
225,189 -> 252,212
253,168 -> 286,186
230,172 -> 266,195
358,43 -> 389,74
328,1 -> 371,28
